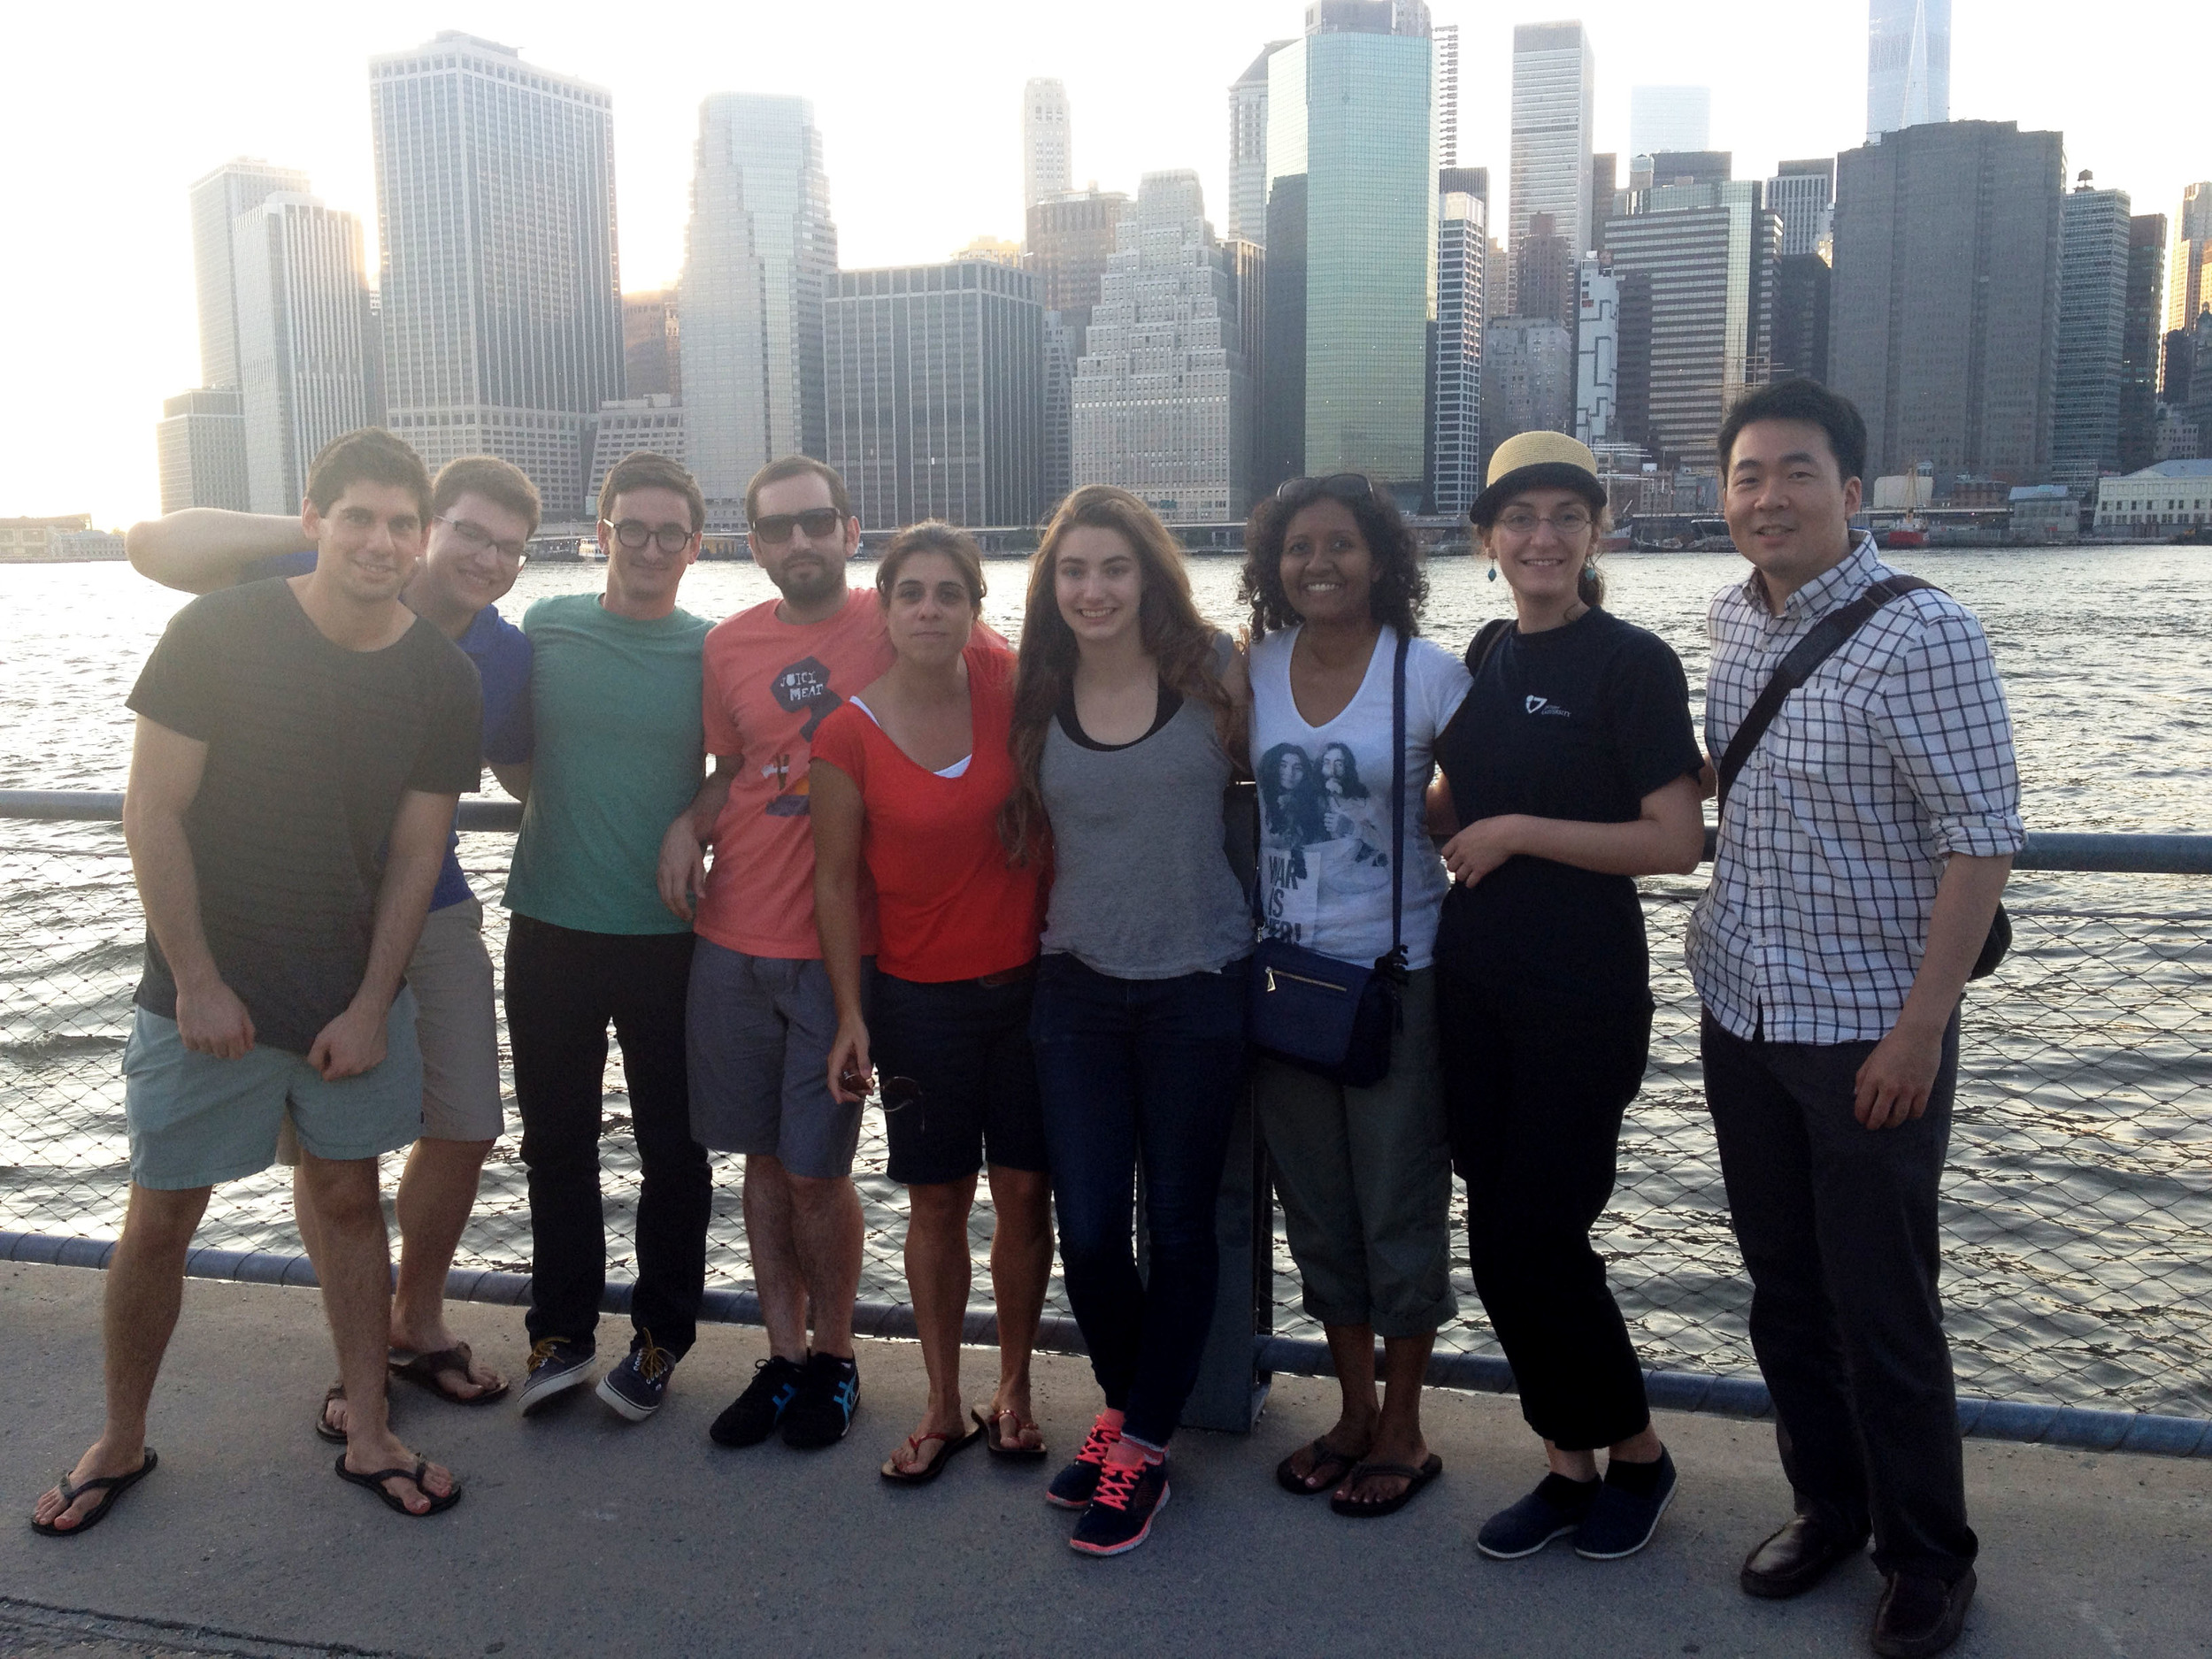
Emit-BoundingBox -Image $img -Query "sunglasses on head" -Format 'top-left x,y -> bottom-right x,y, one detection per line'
1276,473 -> 1376,507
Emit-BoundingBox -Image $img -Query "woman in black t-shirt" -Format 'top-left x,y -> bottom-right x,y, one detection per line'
1431,434 -> 1707,1565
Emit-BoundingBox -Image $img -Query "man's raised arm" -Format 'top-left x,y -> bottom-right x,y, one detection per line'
308,787 -> 457,1081
127,509 -> 314,595
122,714 -> 253,1057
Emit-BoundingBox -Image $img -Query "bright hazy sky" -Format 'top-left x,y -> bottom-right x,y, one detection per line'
3,0 -> 2201,527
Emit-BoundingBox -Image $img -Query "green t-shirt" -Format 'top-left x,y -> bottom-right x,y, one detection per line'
505,592 -> 710,935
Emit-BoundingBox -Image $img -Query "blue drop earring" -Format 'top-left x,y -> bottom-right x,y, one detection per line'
1486,562 -> 1497,583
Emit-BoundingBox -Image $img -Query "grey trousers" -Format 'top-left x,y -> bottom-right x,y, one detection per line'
1253,969 -> 1457,1340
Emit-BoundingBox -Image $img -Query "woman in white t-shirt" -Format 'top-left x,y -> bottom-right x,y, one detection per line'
1240,472 -> 1471,1521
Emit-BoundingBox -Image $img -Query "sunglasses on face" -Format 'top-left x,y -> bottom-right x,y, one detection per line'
600,518 -> 695,554
751,509 -> 845,545
1276,473 -> 1377,508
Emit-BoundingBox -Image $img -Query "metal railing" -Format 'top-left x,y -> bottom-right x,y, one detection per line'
3,791 -> 2208,1454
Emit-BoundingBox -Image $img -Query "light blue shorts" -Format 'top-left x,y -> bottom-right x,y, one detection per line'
122,988 -> 425,1190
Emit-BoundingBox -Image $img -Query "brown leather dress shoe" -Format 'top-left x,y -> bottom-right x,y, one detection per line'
1739,1515 -> 1868,1598
1871,1567 -> 1976,1658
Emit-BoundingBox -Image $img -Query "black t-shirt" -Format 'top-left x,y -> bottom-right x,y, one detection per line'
127,579 -> 483,1053
1432,605 -> 1702,1008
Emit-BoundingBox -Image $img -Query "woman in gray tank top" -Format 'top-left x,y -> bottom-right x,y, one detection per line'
1001,485 -> 1253,1558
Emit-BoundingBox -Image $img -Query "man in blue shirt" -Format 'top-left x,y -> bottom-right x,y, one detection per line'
127,454 -> 539,1425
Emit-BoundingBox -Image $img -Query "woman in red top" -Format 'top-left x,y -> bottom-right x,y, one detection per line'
812,522 -> 1052,1484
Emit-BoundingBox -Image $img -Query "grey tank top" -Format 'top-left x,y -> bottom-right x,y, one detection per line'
1039,640 -> 1255,979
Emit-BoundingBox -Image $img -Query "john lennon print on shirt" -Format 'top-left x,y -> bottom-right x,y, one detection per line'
1256,739 -> 1392,944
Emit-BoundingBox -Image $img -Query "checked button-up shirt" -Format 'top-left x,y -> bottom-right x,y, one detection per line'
1686,534 -> 2024,1044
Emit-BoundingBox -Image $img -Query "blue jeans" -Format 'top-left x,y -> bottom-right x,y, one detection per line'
1030,953 -> 1249,1447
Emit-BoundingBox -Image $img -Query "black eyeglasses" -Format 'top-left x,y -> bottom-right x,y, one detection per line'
600,518 -> 695,554
751,509 -> 845,545
435,514 -> 528,565
1276,473 -> 1376,507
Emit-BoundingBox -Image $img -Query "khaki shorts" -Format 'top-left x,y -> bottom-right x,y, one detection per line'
276,899 -> 503,1164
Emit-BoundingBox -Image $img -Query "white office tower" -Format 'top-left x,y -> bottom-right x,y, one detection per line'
1630,87 -> 1710,158
1769,159 -> 1837,258
1228,43 -> 1289,246
680,94 -> 838,517
1071,171 -> 1249,523
1866,0 -> 1950,141
1431,188 -> 1486,516
1435,25 -> 1460,166
1575,259 -> 1619,445
190,159 -> 311,391
232,195 -> 374,514
589,396 -> 687,511
371,34 -> 623,518
1509,21 -> 1597,307
1024,78 -> 1072,212
157,390 -> 250,512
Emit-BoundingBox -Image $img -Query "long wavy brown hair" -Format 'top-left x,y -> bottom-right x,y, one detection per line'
999,485 -> 1233,864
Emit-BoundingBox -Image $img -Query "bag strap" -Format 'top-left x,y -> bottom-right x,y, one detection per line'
1716,574 -> 1938,813
1468,617 -> 1513,679
1381,630 -> 1409,975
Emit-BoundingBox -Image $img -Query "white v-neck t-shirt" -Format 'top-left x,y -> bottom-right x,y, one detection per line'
1248,624 -> 1471,971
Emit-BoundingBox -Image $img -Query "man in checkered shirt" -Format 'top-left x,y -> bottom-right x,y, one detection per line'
1688,380 -> 2020,1659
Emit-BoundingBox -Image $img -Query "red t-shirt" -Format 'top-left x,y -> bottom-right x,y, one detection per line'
809,643 -> 1042,983
695,588 -> 891,960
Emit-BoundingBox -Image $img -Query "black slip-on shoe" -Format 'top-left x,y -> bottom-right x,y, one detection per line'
1476,1472 -> 1601,1560
1872,1567 -> 1976,1658
1740,1515 -> 1870,1599
1573,1447 -> 1678,1560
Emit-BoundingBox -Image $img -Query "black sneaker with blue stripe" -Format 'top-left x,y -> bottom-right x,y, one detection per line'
710,1356 -> 806,1448
780,1351 -> 860,1449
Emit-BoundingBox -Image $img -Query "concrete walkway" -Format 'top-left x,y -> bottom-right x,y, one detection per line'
1,1263 -> 2203,1659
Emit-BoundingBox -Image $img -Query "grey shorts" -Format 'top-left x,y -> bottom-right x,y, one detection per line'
275,900 -> 502,1165
124,988 -> 424,1190
687,940 -> 869,1179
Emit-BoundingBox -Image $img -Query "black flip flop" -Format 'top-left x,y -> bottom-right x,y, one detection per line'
879,1424 -> 984,1486
972,1405 -> 1048,1462
1276,1436 -> 1361,1496
334,1455 -> 462,1517
31,1448 -> 157,1538
315,1383 -> 347,1445
1330,1453 -> 1443,1518
389,1342 -> 510,1407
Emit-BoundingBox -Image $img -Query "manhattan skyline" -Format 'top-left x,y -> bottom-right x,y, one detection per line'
0,0 -> 2201,526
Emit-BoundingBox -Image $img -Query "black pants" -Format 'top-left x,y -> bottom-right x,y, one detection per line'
507,914 -> 710,1358
1701,1008 -> 1978,1582
1440,972 -> 1654,1451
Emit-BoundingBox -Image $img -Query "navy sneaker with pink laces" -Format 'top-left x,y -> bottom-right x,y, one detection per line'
1046,1410 -> 1122,1509
1070,1455 -> 1170,1556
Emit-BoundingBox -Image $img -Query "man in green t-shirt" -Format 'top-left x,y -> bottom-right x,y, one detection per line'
505,450 -> 714,1425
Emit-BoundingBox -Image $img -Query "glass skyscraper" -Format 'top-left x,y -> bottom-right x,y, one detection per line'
680,94 -> 838,518
371,33 -> 623,518
1509,21 -> 1596,299
1866,0 -> 1950,142
1266,2 -> 1436,503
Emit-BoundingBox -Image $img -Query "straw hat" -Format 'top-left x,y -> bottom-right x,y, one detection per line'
1470,431 -> 1607,526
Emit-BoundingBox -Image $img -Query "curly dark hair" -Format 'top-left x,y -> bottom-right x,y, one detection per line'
1239,475 -> 1427,639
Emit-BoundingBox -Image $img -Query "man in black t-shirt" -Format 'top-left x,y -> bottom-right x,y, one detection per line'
30,429 -> 482,1538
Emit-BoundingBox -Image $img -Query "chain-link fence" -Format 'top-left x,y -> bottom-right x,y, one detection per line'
4,804 -> 2207,1420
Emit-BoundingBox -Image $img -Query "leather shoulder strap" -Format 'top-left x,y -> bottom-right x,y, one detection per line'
1715,574 -> 1938,812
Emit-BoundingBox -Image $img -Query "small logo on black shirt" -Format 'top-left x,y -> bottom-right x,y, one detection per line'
1525,695 -> 1571,718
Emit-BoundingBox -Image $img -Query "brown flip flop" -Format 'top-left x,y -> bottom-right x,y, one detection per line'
972,1405 -> 1048,1461
314,1381 -> 348,1444
1277,1435 -> 1362,1495
388,1342 -> 510,1407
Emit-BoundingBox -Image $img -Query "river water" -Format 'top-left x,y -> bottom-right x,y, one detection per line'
2,547 -> 2207,1414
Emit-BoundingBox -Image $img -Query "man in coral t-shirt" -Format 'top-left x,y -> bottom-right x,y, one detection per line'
657,457 -> 889,1453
